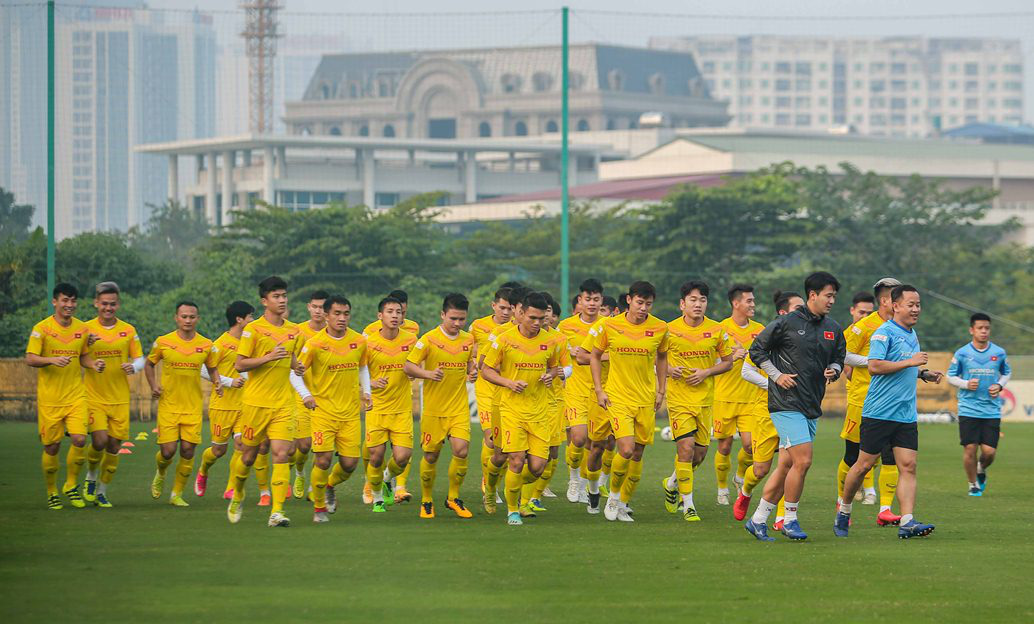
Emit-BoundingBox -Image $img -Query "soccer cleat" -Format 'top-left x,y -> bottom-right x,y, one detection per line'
616,507 -> 635,522
64,485 -> 86,508
326,485 -> 338,514
578,489 -> 589,504
223,488 -> 234,500
683,507 -> 701,522
519,504 -> 537,518
603,496 -> 620,521
395,487 -> 412,504
862,491 -> 877,505
733,491 -> 752,521
977,472 -> 987,492
47,494 -> 63,510
313,509 -> 330,523
227,498 -> 243,524
372,501 -> 387,513
773,518 -> 785,532
84,479 -> 98,503
293,474 -> 305,499
781,519 -> 808,541
745,519 -> 776,542
420,501 -> 435,519
267,512 -> 291,527
566,478 -> 581,503
662,477 -> 679,513
543,486 -> 557,498
587,491 -> 601,514
599,482 -> 610,499
150,472 -> 164,500
854,489 -> 864,502
95,493 -> 112,508
257,492 -> 272,507
968,485 -> 983,497
528,498 -> 546,512
362,481 -> 374,505
382,480 -> 395,507
898,519 -> 935,539
169,494 -> 190,507
194,472 -> 208,497
445,498 -> 473,518
833,512 -> 851,537
482,490 -> 497,515
877,509 -> 902,526
716,490 -> 730,506
507,511 -> 523,526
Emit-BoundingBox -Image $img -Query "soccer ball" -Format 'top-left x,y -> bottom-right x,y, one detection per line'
660,426 -> 673,441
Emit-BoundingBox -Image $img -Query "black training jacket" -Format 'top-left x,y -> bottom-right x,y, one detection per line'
748,306 -> 846,419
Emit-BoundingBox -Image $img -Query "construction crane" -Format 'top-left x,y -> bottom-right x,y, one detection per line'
240,0 -> 282,134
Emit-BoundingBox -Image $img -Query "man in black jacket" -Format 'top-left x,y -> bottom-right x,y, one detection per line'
744,271 -> 846,542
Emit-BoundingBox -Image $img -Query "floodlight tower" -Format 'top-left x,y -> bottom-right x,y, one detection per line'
241,0 -> 282,133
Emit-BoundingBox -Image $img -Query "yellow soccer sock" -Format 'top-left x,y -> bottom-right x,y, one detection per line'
536,458 -> 557,497
387,457 -> 404,478
610,454 -> 631,494
328,462 -> 348,487
479,443 -> 493,475
310,465 -> 330,509
714,451 -> 731,490
521,479 -> 537,505
776,496 -> 786,519
601,448 -> 615,479
447,456 -> 468,500
172,456 -> 194,497
254,452 -> 270,492
62,444 -> 86,491
290,448 -> 303,466
366,460 -> 384,489
293,448 -> 309,474
87,445 -> 104,477
42,451 -> 60,496
397,459 -> 413,489
586,465 -> 601,484
154,450 -> 172,475
420,458 -> 437,503
879,464 -> 898,508
736,447 -> 753,481
99,451 -> 120,485
565,444 -> 584,470
742,463 -> 762,496
579,463 -> 590,479
231,458 -> 251,503
504,469 -> 523,513
862,466 -> 875,490
199,447 -> 220,477
270,463 -> 290,514
485,458 -> 504,493
619,458 -> 643,503
837,459 -> 851,500
676,460 -> 694,495
224,449 -> 242,493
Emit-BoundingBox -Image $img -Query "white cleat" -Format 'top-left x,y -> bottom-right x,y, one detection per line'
226,498 -> 243,524
542,486 -> 557,498
863,491 -> 877,505
716,490 -> 730,506
566,478 -> 582,503
604,496 -> 620,521
578,488 -> 589,504
616,507 -> 635,522
313,510 -> 330,523
325,486 -> 337,514
267,512 -> 291,527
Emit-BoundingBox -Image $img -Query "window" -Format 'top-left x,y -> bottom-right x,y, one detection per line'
375,192 -> 400,208
891,98 -> 907,110
383,124 -> 395,138
739,78 -> 752,88
328,126 -> 341,136
965,98 -> 978,110
795,79 -> 810,91
607,69 -> 624,91
478,121 -> 491,137
775,62 -> 792,74
795,114 -> 811,126
795,97 -> 810,108
514,121 -> 528,136
545,120 -> 558,133
501,73 -> 521,93
776,96 -> 791,108
965,81 -> 979,93
358,125 -> 369,137
965,63 -> 979,76
1005,81 -> 1022,91
702,61 -> 715,73
870,97 -> 886,108
775,79 -> 791,92
795,62 -> 811,75
569,71 -> 584,90
775,113 -> 791,126
891,63 -> 906,75
891,80 -> 906,92
870,80 -> 885,93
532,72 -> 552,92
576,119 -> 590,131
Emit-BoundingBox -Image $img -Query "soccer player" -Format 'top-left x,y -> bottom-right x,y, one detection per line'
947,313 -> 1010,496
404,293 -> 478,519
296,295 -> 371,523
600,296 -> 618,318
744,272 -> 845,541
290,290 -> 328,500
195,301 -> 253,497
362,295 -> 419,513
481,291 -> 564,525
143,301 -> 222,507
836,285 -> 941,539
591,281 -> 669,523
81,282 -> 144,507
839,278 -> 904,526
363,289 -> 420,337
712,284 -> 764,505
556,278 -> 605,503
227,276 -> 305,527
660,280 -> 734,522
26,283 -> 95,509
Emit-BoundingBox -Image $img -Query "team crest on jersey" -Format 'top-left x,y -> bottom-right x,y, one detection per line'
350,343 -> 357,349
823,331 -> 834,340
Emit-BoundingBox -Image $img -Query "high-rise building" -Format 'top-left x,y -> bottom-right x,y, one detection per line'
651,35 -> 1024,137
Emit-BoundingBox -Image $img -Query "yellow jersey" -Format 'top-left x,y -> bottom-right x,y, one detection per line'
208,332 -> 245,412
666,316 -> 732,408
548,327 -> 570,406
363,318 -> 420,336
298,328 -> 368,420
365,327 -> 419,414
714,317 -> 765,404
590,314 -> 669,407
26,316 -> 90,407
407,326 -> 475,418
238,316 -> 303,409
580,319 -> 611,386
83,318 -> 143,405
557,314 -> 602,401
483,326 -> 563,419
845,310 -> 888,407
470,314 -> 508,398
294,321 -> 322,409
146,331 -> 217,414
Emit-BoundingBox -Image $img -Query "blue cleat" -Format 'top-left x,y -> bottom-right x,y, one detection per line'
507,511 -> 522,526
977,472 -> 987,492
833,512 -> 851,537
781,519 -> 808,541
899,519 -> 935,539
745,519 -> 776,542
968,485 -> 982,497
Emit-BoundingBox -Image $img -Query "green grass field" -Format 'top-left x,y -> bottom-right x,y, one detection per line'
1,419 -> 1031,623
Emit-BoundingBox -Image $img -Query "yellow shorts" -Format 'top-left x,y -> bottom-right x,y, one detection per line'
208,408 -> 241,444
587,401 -> 613,442
564,394 -> 590,427
240,404 -> 294,447
752,410 -> 779,464
499,408 -> 551,459
420,412 -> 470,452
157,410 -> 202,445
610,403 -> 655,446
293,404 -> 313,439
366,410 -> 414,449
840,403 -> 863,443
550,401 -> 566,446
87,402 -> 130,440
311,414 -> 362,457
38,402 -> 87,445
713,401 -> 756,439
669,404 -> 712,447
475,384 -> 494,430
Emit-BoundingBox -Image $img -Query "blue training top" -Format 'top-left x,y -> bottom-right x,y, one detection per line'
947,341 -> 1010,419
862,319 -> 921,424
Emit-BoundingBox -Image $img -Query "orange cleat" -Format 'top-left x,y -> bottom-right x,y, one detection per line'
419,501 -> 435,519
362,480 -> 374,505
733,491 -> 751,521
877,509 -> 902,526
444,497 -> 473,519
394,487 -> 412,504
257,492 -> 272,507
223,488 -> 234,500
772,518 -> 785,532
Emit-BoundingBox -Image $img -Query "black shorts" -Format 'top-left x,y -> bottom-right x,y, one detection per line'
859,417 -> 918,455
958,416 -> 1000,448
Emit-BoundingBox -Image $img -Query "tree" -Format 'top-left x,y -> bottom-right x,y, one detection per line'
128,200 -> 210,268
0,187 -> 35,244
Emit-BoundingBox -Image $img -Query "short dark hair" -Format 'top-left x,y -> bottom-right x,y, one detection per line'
378,296 -> 403,313
323,295 -> 352,312
627,281 -> 656,301
680,280 -> 709,299
499,281 -> 523,290
523,291 -> 550,312
852,291 -> 875,306
509,286 -> 531,307
258,276 -> 288,299
970,312 -> 991,326
493,287 -> 513,303
309,290 -> 330,302
804,271 -> 840,297
579,278 -> 604,295
541,292 -> 559,316
616,293 -> 629,313
727,283 -> 754,304
225,300 -> 254,327
602,295 -> 618,310
774,290 -> 802,314
442,293 -> 469,313
53,282 -> 78,299
388,289 -> 408,304
571,293 -> 580,310
175,300 -> 199,313
890,284 -> 918,302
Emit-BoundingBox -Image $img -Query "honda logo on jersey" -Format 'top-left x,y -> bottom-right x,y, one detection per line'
824,331 -> 835,340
